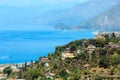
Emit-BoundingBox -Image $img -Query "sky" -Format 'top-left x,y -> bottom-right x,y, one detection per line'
0,0 -> 92,30
0,0 -> 90,8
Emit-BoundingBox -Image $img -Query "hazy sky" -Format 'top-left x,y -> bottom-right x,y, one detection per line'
0,0 -> 92,30
0,0 -> 90,8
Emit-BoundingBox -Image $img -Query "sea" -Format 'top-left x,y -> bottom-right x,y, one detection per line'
0,30 -> 94,64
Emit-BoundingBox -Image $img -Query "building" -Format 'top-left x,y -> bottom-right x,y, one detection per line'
45,72 -> 56,79
94,31 -> 120,39
61,48 -> 76,60
61,52 -> 75,60
86,45 -> 96,61
86,45 -> 96,54
40,57 -> 50,63
44,63 -> 49,67
83,64 -> 91,69
108,42 -> 116,48
94,31 -> 106,39
0,74 -> 7,79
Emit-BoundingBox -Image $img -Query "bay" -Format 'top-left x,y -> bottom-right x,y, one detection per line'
0,30 -> 94,64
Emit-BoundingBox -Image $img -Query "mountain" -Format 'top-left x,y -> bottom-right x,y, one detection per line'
79,1 -> 120,31
31,9 -> 66,25
0,0 -> 119,30
34,0 -> 119,26
54,23 -> 70,30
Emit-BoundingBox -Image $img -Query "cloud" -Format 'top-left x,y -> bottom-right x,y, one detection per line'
0,0 -> 90,7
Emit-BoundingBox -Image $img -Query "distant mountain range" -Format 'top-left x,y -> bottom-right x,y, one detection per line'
53,0 -> 120,31
35,0 -> 119,26
85,1 -> 120,31
0,0 -> 120,31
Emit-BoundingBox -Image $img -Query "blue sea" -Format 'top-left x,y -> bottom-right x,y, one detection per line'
0,30 -> 94,64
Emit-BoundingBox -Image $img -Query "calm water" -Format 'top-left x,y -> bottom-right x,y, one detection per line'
0,30 -> 94,64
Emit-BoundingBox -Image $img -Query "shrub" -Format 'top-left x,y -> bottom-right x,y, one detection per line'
95,75 -> 103,80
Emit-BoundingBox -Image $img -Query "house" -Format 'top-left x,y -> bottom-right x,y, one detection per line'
86,45 -> 96,54
12,68 -> 20,73
55,78 -> 63,80
76,49 -> 84,54
108,42 -> 116,48
95,33 -> 106,40
65,48 -> 71,53
61,53 -> 75,60
66,69 -> 71,74
0,74 -> 7,79
40,57 -> 50,63
83,64 -> 91,69
0,67 -> 5,72
8,78 -> 16,80
94,32 -> 120,40
61,48 -> 75,60
44,63 -> 49,67
45,72 -> 56,79
64,48 -> 76,54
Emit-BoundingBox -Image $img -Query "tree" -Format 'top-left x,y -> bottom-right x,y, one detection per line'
55,46 -> 63,52
48,53 -> 52,60
95,75 -> 103,80
3,66 -> 12,76
53,63 -> 59,69
22,62 -> 27,71
99,57 -> 109,68
30,60 -> 33,68
54,46 -> 63,57
70,44 -> 77,51
104,34 -> 110,41
76,52 -> 89,62
59,69 -> 67,77
0,78 -> 7,80
111,33 -> 116,38
110,67 -> 117,75
89,39 -> 107,47
99,49 -> 107,56
18,71 -> 22,79
25,68 -> 44,80
73,73 -> 80,80
110,54 -> 120,66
